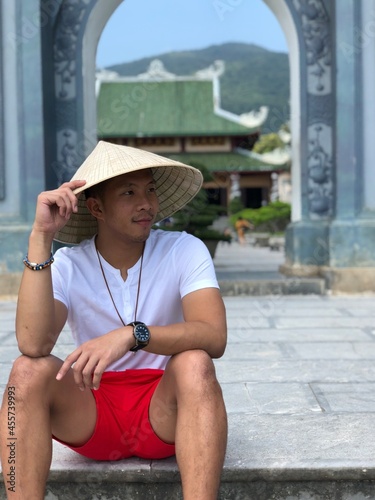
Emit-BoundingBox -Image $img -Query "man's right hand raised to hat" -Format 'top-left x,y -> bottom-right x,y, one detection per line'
32,180 -> 86,236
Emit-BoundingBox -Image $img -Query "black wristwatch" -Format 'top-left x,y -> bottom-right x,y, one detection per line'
128,321 -> 151,352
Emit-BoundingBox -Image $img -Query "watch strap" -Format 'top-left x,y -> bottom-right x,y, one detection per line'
127,321 -> 150,352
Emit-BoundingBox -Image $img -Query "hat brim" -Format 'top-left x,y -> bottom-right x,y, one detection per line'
54,142 -> 203,245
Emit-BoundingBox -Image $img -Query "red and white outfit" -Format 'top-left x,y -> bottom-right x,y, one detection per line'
51,229 -> 219,460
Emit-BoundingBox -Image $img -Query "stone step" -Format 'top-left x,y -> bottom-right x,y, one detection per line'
219,277 -> 326,296
2,441 -> 375,500
37,477 -> 375,500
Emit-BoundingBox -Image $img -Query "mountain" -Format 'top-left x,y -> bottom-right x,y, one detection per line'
105,42 -> 290,133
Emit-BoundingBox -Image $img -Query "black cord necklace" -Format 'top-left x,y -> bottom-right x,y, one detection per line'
96,242 -> 145,325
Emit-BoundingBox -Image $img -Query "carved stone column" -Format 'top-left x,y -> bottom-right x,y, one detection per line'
282,0 -> 375,291
281,0 -> 333,273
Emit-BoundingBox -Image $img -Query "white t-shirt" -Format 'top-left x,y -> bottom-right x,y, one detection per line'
52,229 -> 219,371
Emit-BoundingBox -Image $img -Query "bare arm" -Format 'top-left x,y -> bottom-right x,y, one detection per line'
146,287 -> 227,358
16,180 -> 86,356
56,287 -> 227,390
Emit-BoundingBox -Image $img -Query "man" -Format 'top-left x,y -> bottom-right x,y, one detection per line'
0,141 -> 228,499
234,216 -> 254,246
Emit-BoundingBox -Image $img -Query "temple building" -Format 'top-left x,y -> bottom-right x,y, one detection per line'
95,60 -> 291,209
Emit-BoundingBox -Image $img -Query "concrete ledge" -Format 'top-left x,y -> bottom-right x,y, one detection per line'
321,267 -> 375,294
269,236 -> 285,251
252,233 -> 270,247
0,273 -> 21,296
280,264 -> 375,294
219,278 -> 325,296
2,443 -> 375,499
280,263 -> 321,278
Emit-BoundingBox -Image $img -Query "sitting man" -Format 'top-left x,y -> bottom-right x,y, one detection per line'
0,141 -> 228,500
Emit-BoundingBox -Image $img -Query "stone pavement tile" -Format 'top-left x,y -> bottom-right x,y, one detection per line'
350,342 -> 375,357
244,382 -> 321,415
0,317 -> 16,334
227,328 -> 372,343
346,307 -> 375,316
224,296 -> 375,320
225,412 -> 375,475
214,243 -> 285,273
0,301 -> 16,312
311,382 -> 375,412
286,341 -> 375,360
318,297 -> 375,307
0,345 -> 21,362
227,316 -> 273,329
223,296 -> 326,314
274,316 -> 375,329
260,307 -> 345,317
0,364 -> 13,384
214,359 -> 375,384
221,381 -> 321,417
223,342 -> 284,360
221,383 -> 254,414
0,331 -> 19,346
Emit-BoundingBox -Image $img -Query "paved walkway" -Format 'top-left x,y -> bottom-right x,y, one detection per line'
215,239 -> 325,295
2,242 -> 375,497
214,239 -> 286,281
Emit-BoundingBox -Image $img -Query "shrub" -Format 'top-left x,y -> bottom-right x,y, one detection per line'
164,162 -> 231,242
228,196 -> 244,215
230,201 -> 291,233
253,133 -> 285,154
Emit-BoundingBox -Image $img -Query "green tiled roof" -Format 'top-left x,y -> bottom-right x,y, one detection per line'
97,80 -> 259,137
162,152 -> 289,172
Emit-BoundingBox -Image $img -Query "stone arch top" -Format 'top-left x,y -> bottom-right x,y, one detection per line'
52,0 -> 122,186
51,0 -> 333,222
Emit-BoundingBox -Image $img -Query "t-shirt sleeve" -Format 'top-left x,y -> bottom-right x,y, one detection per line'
174,233 -> 219,298
51,248 -> 71,309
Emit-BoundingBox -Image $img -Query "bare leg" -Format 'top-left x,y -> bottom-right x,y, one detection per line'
0,355 -> 96,500
149,350 -> 227,500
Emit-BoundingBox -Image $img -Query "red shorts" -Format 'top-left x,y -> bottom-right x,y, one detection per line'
54,369 -> 176,461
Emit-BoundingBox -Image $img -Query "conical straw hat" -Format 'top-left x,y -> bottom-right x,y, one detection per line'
54,141 -> 203,245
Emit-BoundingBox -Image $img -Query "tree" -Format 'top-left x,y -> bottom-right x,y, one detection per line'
252,133 -> 284,154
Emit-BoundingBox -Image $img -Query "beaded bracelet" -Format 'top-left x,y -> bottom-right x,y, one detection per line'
23,253 -> 54,271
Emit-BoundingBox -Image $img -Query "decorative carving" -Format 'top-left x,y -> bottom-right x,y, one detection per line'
307,124 -> 333,217
53,0 -> 95,185
195,60 -> 225,79
239,106 -> 269,128
247,147 -> 291,166
293,0 -> 331,94
137,60 -> 176,80
54,0 -> 92,99
53,130 -> 81,184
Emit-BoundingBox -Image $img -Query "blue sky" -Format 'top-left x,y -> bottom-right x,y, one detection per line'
96,0 -> 288,68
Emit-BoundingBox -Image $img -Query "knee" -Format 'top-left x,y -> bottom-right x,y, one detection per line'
7,355 -> 60,393
169,350 -> 221,395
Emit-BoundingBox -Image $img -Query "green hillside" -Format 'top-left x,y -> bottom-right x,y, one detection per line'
105,42 -> 290,133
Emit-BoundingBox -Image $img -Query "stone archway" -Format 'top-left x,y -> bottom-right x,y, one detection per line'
50,0 -> 337,277
265,0 -> 332,226
51,0 -> 122,186
52,0 -> 332,220
264,0 -> 334,272
3,0 -> 373,292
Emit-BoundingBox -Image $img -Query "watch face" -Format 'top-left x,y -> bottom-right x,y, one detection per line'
134,323 -> 150,343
